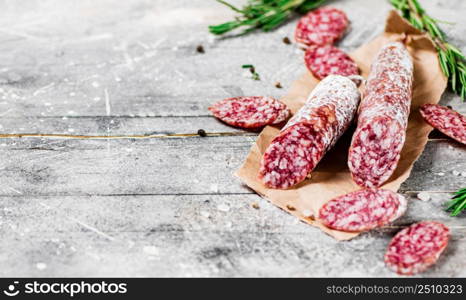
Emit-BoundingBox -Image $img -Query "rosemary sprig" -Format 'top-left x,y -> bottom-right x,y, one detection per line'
208,0 -> 327,35
391,0 -> 466,100
242,64 -> 261,80
446,188 -> 466,216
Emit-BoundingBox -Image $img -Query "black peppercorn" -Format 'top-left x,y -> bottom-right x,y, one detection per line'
196,45 -> 205,54
197,129 -> 207,137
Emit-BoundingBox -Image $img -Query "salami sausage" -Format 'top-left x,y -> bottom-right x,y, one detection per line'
348,42 -> 413,188
318,189 -> 407,232
385,221 -> 450,275
420,104 -> 466,145
208,96 -> 290,129
295,7 -> 349,46
304,44 -> 359,80
259,75 -> 360,189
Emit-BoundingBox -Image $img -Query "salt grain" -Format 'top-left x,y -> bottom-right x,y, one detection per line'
209,183 -> 218,193
417,192 -> 431,202
143,246 -> 159,256
217,204 -> 230,212
302,209 -> 313,218
200,210 -> 210,218
36,262 -> 47,270
452,170 -> 460,176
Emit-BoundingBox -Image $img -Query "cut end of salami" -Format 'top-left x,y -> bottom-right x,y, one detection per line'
318,189 -> 407,232
272,105 -> 292,125
385,221 -> 450,275
259,122 -> 326,189
304,44 -> 359,80
260,75 -> 360,189
420,104 -> 466,145
208,96 -> 290,129
295,6 -> 349,46
348,116 -> 406,188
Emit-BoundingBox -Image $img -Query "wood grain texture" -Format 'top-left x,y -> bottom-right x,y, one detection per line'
0,0 -> 465,277
0,137 -> 464,196
1,193 -> 465,277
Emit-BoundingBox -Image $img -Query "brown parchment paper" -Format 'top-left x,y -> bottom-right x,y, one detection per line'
234,10 -> 448,240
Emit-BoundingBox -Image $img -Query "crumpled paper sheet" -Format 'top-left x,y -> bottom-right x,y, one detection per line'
235,10 -> 448,240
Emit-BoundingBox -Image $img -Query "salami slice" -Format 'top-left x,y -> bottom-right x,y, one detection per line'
295,7 -> 349,46
208,96 -> 290,129
259,75 -> 360,189
304,44 -> 359,80
318,189 -> 408,232
384,221 -> 450,275
348,42 -> 413,188
420,104 -> 466,145
273,105 -> 292,124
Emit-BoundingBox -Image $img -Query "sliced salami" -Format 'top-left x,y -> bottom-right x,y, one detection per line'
318,189 -> 408,232
348,42 -> 413,188
304,44 -> 359,80
295,7 -> 349,46
259,75 -> 360,189
208,96 -> 290,129
273,105 -> 292,124
420,104 -> 466,145
259,122 -> 327,189
384,221 -> 450,275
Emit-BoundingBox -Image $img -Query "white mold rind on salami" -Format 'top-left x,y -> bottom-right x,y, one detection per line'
318,189 -> 408,232
384,221 -> 450,275
348,42 -> 414,188
259,75 -> 360,189
420,104 -> 466,145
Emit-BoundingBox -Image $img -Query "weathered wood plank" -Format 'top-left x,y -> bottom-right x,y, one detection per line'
0,137 -> 464,196
0,116 -> 248,135
400,141 -> 466,192
3,193 -> 464,235
0,115 -> 460,138
0,194 -> 464,277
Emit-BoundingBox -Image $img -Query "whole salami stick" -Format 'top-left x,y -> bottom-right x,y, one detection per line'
259,75 -> 361,189
348,42 -> 414,188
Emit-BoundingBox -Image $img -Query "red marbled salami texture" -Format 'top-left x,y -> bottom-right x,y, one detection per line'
259,122 -> 328,189
348,42 -> 413,188
420,104 -> 466,145
295,7 -> 349,46
385,221 -> 450,275
208,96 -> 290,129
259,75 -> 360,189
304,44 -> 359,80
318,189 -> 407,232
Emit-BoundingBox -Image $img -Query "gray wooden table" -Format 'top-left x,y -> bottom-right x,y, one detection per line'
0,0 -> 465,277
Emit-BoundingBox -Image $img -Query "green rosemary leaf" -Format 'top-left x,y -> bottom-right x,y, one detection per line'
446,188 -> 466,217
447,44 -> 466,60
439,51 -> 450,77
209,0 -> 324,35
391,0 -> 466,101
